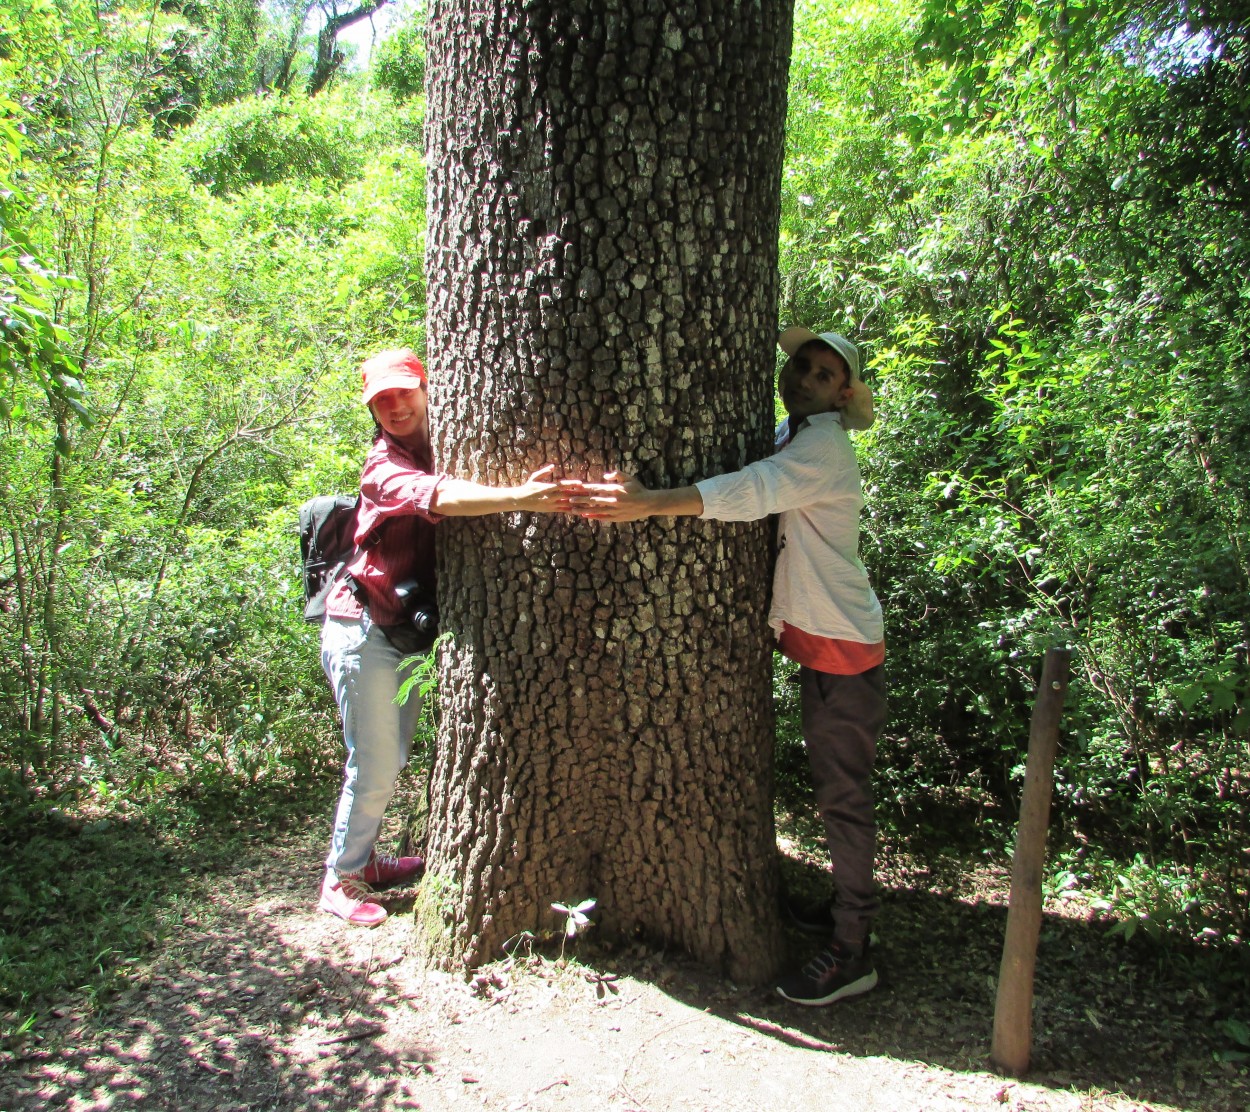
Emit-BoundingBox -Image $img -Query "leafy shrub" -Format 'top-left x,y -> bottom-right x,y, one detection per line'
179,95 -> 361,195
373,18 -> 426,101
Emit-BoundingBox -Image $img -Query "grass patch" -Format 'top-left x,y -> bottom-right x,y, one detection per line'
0,813 -> 171,1035
0,772 -> 339,1042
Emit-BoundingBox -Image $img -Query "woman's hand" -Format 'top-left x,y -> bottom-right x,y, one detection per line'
431,465 -> 580,516
511,464 -> 580,513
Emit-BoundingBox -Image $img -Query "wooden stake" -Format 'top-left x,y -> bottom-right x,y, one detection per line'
991,646 -> 1074,1077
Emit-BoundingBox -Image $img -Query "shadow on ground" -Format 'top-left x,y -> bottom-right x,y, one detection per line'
632,854 -> 1249,1112
0,802 -> 430,1111
3,794 -> 1247,1111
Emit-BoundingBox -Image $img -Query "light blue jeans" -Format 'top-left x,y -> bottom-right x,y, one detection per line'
321,613 -> 424,878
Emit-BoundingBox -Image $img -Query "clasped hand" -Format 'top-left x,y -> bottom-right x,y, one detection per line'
515,466 -> 651,521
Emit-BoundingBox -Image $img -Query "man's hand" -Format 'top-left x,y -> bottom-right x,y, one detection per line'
568,470 -> 656,521
569,471 -> 704,521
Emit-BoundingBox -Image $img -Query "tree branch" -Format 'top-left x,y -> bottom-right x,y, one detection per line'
308,1 -> 391,96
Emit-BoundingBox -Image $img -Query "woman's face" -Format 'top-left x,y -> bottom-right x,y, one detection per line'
369,385 -> 428,441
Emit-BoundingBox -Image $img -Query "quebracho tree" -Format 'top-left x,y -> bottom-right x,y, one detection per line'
421,0 -> 794,983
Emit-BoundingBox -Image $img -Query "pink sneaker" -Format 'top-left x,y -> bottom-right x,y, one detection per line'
361,851 -> 425,888
319,872 -> 387,927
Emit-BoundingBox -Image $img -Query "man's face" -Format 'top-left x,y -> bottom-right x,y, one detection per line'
369,385 -> 428,440
778,342 -> 850,419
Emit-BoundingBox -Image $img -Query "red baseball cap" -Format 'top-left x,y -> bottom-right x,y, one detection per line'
360,348 -> 427,405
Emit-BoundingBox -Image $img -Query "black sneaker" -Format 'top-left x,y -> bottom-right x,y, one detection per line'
776,942 -> 878,1006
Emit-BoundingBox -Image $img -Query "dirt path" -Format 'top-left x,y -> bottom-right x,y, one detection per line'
1,814 -> 1242,1111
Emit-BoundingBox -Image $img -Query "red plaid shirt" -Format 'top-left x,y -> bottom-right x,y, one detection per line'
325,432 -> 443,626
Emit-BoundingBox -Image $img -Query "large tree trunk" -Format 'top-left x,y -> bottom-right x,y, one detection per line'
422,0 -> 793,983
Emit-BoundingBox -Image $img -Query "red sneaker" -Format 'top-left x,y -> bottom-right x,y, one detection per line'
361,851 -> 425,888
319,872 -> 387,927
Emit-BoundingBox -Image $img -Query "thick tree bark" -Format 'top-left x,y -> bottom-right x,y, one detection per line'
422,0 -> 793,983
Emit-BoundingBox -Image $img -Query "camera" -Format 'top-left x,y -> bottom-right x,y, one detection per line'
393,580 -> 439,650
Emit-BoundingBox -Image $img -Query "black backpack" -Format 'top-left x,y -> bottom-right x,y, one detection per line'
298,495 -> 360,624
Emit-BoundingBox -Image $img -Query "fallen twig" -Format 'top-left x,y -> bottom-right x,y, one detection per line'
318,1022 -> 386,1045
536,1078 -> 570,1093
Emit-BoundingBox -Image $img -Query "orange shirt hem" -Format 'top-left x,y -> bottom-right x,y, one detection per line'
778,622 -> 885,675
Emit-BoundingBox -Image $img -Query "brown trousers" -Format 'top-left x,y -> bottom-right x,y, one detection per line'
799,664 -> 889,950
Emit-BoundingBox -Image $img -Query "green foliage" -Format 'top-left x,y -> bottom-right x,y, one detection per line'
141,0 -> 276,126
1076,853 -> 1205,944
1218,1016 -> 1250,1064
395,631 -> 446,767
779,0 -> 1250,937
780,0 -> 923,331
372,7 -> 426,101
0,779 -> 335,1031
178,93 -> 362,194
0,816 -> 167,1021
0,100 -> 88,433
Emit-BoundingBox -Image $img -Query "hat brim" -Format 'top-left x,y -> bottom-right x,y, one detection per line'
778,325 -> 823,358
362,370 -> 427,406
842,379 -> 875,431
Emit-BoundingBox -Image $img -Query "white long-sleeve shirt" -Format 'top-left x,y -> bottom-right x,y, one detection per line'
695,411 -> 883,645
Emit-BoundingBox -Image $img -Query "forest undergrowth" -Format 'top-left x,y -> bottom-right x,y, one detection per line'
2,1 -> 1248,1105
2,753 -> 1249,1112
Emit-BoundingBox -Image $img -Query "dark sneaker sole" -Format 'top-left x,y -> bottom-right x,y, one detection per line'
776,967 -> 878,1006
